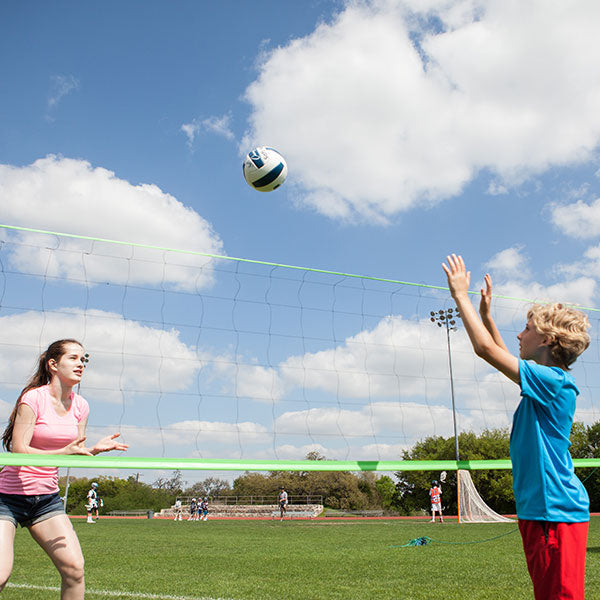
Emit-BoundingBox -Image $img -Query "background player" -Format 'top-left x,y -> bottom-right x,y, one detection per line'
86,482 -> 99,524
188,498 -> 197,521
429,480 -> 443,523
173,498 -> 182,521
278,487 -> 288,521
200,497 -> 208,521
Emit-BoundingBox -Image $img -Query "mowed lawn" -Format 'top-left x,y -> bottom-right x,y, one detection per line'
4,516 -> 600,600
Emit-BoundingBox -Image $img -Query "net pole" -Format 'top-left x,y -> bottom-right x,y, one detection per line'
456,469 -> 461,525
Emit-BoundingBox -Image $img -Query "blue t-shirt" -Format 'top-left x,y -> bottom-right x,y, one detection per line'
510,359 -> 589,522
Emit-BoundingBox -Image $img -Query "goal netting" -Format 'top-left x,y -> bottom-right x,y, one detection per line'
458,469 -> 514,523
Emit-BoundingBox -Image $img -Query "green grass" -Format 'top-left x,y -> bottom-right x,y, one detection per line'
4,516 -> 600,600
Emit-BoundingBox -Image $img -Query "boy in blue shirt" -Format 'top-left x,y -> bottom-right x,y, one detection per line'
443,254 -> 590,600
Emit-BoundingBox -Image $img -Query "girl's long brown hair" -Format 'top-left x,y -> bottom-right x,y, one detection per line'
2,339 -> 83,451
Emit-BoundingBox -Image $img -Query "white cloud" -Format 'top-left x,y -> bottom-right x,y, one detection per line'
485,246 -> 530,281
274,397 -> 514,450
119,420 -> 269,450
278,315 -> 490,400
212,358 -> 287,403
273,441 -> 411,461
551,197 -> 600,239
275,402 -> 454,438
482,246 -> 597,319
272,312 -> 522,443
181,113 -> 235,148
273,442 -> 332,460
545,197 -> 600,294
491,274 -> 596,312
0,156 -> 224,290
0,309 -> 201,405
576,407 -> 600,427
481,276 -> 597,334
553,245 -> 600,289
487,180 -> 508,196
0,398 -> 12,421
234,364 -> 286,402
46,74 -> 80,119
244,0 -> 600,222
512,278 -> 597,308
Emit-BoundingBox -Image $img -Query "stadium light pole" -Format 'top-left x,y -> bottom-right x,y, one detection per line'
430,308 -> 461,461
430,307 -> 462,523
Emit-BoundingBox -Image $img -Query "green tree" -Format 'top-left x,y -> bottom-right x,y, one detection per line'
230,452 -> 376,510
570,421 -> 600,512
375,475 -> 398,510
395,429 -> 515,515
59,475 -> 178,514
185,477 -> 232,498
232,473 -> 275,499
152,470 -> 185,495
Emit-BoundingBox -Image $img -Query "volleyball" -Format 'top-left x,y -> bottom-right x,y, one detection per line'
243,146 -> 287,192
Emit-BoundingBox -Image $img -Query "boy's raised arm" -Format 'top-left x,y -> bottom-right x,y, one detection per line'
442,254 -> 519,384
479,273 -> 510,352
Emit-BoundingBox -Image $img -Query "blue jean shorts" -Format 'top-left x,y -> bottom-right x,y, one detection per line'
0,492 -> 65,528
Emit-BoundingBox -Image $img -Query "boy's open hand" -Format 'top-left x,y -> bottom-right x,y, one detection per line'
479,273 -> 493,317
442,254 -> 470,298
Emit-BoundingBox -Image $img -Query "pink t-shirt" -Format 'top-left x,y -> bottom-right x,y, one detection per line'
0,385 -> 89,495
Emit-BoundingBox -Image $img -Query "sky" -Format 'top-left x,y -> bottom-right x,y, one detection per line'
1,0 -> 600,485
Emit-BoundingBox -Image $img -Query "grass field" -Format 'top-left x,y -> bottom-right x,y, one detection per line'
4,516 -> 600,600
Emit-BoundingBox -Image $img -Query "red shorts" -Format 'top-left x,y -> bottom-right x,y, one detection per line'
518,519 -> 588,600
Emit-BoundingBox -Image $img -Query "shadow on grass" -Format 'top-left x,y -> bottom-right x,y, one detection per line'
587,547 -> 600,553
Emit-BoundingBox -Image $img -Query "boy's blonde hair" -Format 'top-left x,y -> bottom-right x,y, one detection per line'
527,303 -> 590,369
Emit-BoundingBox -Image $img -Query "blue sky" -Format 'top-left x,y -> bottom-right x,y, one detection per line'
1,0 -> 600,483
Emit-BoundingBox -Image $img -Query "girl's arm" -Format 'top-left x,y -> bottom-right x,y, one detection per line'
11,404 -> 92,455
79,416 -> 129,455
442,254 -> 519,385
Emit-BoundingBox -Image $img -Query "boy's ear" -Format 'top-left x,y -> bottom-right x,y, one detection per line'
541,334 -> 555,347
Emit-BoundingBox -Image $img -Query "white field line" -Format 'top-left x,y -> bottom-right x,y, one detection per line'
6,582 -> 237,600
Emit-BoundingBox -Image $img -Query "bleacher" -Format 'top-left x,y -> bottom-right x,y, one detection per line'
156,503 -> 323,519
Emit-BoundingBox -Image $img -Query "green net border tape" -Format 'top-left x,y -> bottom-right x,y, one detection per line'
0,455 -> 599,470
2,223 -> 599,311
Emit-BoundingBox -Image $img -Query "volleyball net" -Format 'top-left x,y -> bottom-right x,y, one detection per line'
1,223 -> 599,472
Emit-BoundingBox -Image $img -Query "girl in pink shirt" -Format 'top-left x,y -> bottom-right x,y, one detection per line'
0,339 -> 128,599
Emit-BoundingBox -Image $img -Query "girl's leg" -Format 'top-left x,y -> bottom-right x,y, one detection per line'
0,520 -> 16,591
29,514 -> 85,600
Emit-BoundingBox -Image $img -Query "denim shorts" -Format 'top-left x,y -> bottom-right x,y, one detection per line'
0,492 -> 65,528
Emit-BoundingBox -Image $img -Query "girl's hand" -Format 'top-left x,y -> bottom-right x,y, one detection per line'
442,254 -> 470,298
91,433 -> 129,455
479,273 -> 493,317
64,436 -> 93,456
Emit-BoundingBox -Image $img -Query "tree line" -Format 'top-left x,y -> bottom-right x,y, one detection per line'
59,422 -> 600,515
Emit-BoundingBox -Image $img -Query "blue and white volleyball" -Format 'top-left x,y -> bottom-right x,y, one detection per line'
243,147 -> 287,192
